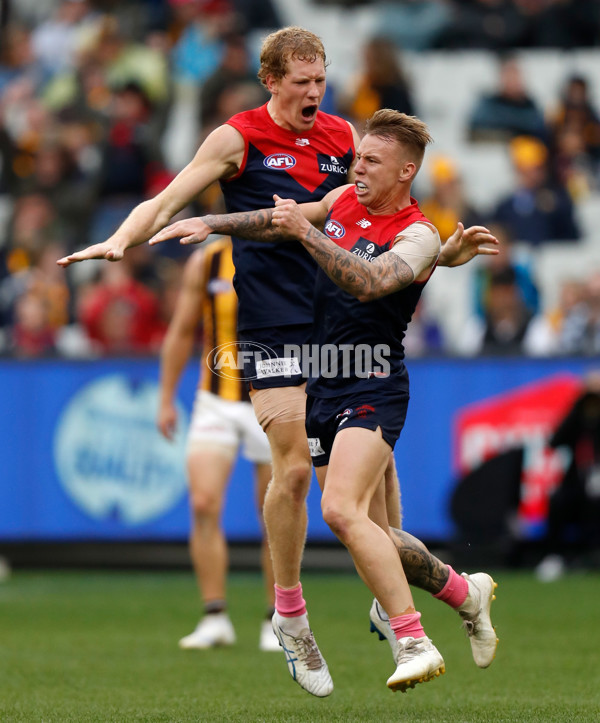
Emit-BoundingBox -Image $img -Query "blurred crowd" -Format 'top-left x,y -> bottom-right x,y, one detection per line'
1,0 -> 600,359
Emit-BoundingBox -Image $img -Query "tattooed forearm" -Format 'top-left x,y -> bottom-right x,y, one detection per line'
390,528 -> 450,594
203,210 -> 294,242
301,226 -> 414,301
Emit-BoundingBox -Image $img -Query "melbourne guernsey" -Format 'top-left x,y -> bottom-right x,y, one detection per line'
307,187 -> 437,398
222,104 -> 355,332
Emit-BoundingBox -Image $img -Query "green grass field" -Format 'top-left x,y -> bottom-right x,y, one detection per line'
1,568 -> 599,722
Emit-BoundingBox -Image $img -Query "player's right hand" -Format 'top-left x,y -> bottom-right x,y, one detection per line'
157,402 -> 177,441
56,241 -> 126,267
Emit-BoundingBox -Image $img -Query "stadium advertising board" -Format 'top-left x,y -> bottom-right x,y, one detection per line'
0,358 -> 594,542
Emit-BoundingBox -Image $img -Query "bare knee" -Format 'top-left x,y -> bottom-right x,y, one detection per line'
269,460 -> 312,506
322,496 -> 354,544
189,489 -> 222,522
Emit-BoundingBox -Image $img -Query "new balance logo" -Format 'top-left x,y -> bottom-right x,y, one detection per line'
357,218 -> 371,228
295,138 -> 310,146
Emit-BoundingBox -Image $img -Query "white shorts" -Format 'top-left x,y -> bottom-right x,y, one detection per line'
187,390 -> 272,464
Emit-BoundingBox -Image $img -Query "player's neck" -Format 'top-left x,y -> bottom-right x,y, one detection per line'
367,189 -> 413,216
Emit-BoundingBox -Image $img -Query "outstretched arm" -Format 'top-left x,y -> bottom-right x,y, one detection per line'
57,124 -> 244,267
438,223 -> 499,267
148,188 -> 346,247
149,208 -> 280,246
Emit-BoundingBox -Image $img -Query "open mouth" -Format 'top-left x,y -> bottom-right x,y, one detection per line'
302,104 -> 318,119
355,182 -> 367,192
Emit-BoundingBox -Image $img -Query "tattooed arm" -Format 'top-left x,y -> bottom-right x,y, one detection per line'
149,189 -> 347,247
272,198 -> 441,302
149,208 -> 284,246
294,222 -> 415,302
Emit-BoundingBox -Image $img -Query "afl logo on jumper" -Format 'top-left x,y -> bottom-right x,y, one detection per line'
325,219 -> 346,239
54,375 -> 188,525
264,153 -> 296,170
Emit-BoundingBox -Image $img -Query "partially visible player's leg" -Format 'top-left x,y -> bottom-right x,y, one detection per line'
371,528 -> 499,668
322,426 -> 444,693
384,453 -> 402,529
262,419 -> 312,589
251,386 -> 311,590
252,385 -> 333,695
179,443 -> 237,649
241,400 -> 279,651
254,460 -> 280,651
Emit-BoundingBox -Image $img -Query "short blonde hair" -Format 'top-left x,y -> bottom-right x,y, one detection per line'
258,26 -> 327,88
365,109 -> 433,169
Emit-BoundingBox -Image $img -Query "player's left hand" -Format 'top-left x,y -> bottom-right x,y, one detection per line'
149,218 -> 212,246
438,222 -> 499,267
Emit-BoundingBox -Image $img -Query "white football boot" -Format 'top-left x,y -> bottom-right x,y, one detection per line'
178,613 -> 236,649
369,598 -> 397,660
457,572 -> 498,668
271,613 -> 334,697
386,636 -> 445,692
259,619 -> 282,651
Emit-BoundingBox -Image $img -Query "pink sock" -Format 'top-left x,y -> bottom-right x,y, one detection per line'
433,565 -> 469,608
274,583 -> 307,617
389,612 -> 425,641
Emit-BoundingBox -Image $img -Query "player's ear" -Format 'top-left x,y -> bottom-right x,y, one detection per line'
399,161 -> 416,182
265,74 -> 279,94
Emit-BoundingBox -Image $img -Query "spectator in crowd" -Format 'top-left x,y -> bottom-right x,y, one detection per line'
438,0 -> 600,51
90,81 -> 168,248
531,0 -> 600,49
229,0 -> 282,34
492,135 -> 580,245
547,74 -> 600,197
8,289 -> 57,358
338,36 -> 414,131
76,254 -> 164,355
402,299 -> 445,358
24,140 -> 96,245
526,277 -> 585,356
30,0 -> 98,80
83,14 -> 171,107
559,270 -> 600,357
169,0 -> 232,85
199,33 -> 268,132
438,0 -> 531,51
552,124 -> 598,201
0,239 -> 72,357
536,370 -> 600,581
0,24 -> 39,95
468,55 -> 547,142
471,222 -> 539,320
7,193 -> 63,264
98,82 -> 162,198
0,75 -> 55,195
372,0 -> 452,51
458,266 -> 537,357
419,155 -> 483,242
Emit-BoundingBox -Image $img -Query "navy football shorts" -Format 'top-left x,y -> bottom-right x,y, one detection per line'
239,323 -> 312,390
305,390 -> 410,467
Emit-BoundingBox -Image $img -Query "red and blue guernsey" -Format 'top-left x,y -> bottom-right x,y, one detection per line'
222,104 -> 355,332
307,187 -> 436,398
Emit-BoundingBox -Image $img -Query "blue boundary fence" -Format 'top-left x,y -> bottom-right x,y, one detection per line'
0,357 -> 594,543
